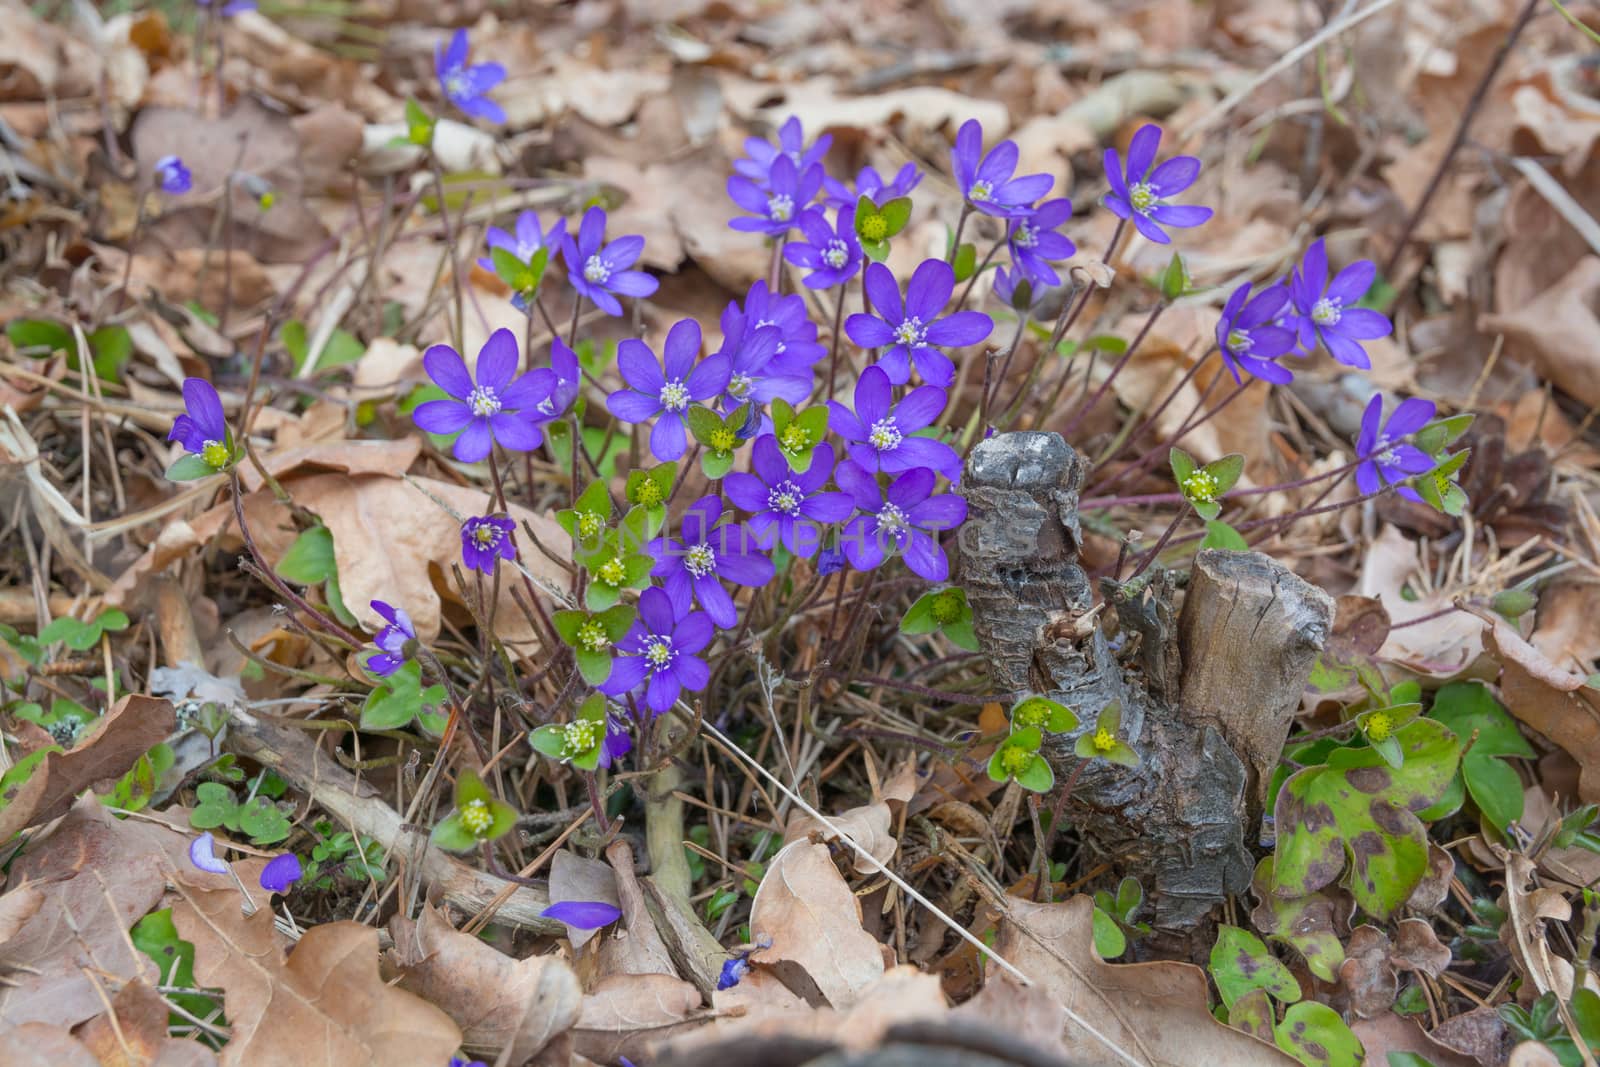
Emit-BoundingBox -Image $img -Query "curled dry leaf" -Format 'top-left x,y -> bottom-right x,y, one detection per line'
1432,1005 -> 1511,1066
1337,926 -> 1397,1019
1531,578 -> 1600,676
598,840 -> 678,980
995,895 -> 1295,1066
0,799 -> 186,1030
783,796 -> 895,874
1481,256 -> 1600,411
1498,849 -> 1598,1003
1349,1012 -> 1481,1067
1393,917 -> 1452,978
570,973 -> 704,1065
0,694 -> 176,839
74,978 -> 219,1067
1358,525 -> 1483,676
1480,609 -> 1600,803
1404,843 -> 1456,914
386,904 -> 581,1062
548,849 -> 620,952
749,840 -> 886,1009
172,882 -> 461,1066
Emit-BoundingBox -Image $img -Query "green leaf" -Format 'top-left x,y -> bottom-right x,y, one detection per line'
1210,924 -> 1301,1010
1159,252 -> 1188,301
404,98 -> 435,147
1169,447 -> 1196,483
1201,519 -> 1248,551
944,617 -> 980,652
237,797 -> 290,844
1014,754 -> 1054,793
131,909 -> 213,1020
879,196 -> 912,236
1205,454 -> 1246,495
952,242 -> 978,283
529,724 -> 569,759
431,813 -> 479,852
575,649 -> 613,686
1272,719 -> 1462,918
1465,754 -> 1524,832
276,525 -> 338,584
6,318 -> 72,354
1275,1002 -> 1363,1067
1572,988 -> 1600,1051
38,616 -> 92,648
86,325 -> 133,382
97,609 -> 129,633
900,592 -> 938,635
1228,989 -> 1276,1043
701,449 -> 734,480
0,748 -> 55,812
165,454 -> 217,481
360,660 -> 425,730
1430,681 -> 1532,832
1114,876 -> 1143,919
1092,906 -> 1127,959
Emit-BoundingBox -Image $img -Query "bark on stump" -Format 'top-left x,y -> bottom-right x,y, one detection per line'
958,432 -> 1333,940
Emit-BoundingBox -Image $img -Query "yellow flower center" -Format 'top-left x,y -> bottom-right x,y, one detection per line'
460,798 -> 493,837
635,480 -> 663,507
201,440 -> 230,470
577,619 -> 609,652
597,556 -> 627,586
780,423 -> 811,454
562,719 -> 599,754
578,511 -> 605,539
1091,728 -> 1117,754
1182,470 -> 1219,503
472,524 -> 501,548
931,590 -> 965,626
710,427 -> 736,452
860,213 -> 888,241
999,746 -> 1032,776
1128,183 -> 1156,213
1365,711 -> 1393,743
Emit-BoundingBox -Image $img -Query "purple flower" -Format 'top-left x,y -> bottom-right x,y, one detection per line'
836,462 -> 966,581
1007,199 -> 1076,286
199,0 -> 257,16
540,900 -> 623,930
1356,395 -> 1436,503
784,206 -> 862,289
189,832 -> 229,875
734,116 -> 832,187
599,711 -> 632,769
725,437 -> 852,559
461,515 -> 516,574
718,953 -> 752,990
607,318 -> 730,462
823,162 -> 922,209
561,206 -> 659,317
435,29 -> 505,124
816,545 -> 846,576
649,496 -> 774,629
1103,124 -> 1212,245
154,155 -> 192,195
1215,282 -> 1299,385
477,210 -> 566,272
531,339 -> 581,425
365,600 -> 415,677
846,260 -> 994,388
828,365 -> 960,481
449,1059 -> 487,1067
260,853 -> 303,893
728,156 -> 822,238
412,330 -> 550,463
992,266 -> 1048,315
167,378 -> 230,468
734,280 -> 826,377
949,119 -> 1052,219
1288,239 -> 1392,370
598,586 -> 714,715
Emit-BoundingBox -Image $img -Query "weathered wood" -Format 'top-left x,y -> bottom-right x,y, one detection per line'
958,432 -> 1331,937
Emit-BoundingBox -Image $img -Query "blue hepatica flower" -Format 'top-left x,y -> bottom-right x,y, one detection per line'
189,831 -> 229,874
836,463 -> 967,582
167,378 -> 231,470
1103,124 -> 1213,245
846,259 -> 993,388
598,586 -> 714,715
460,515 -> 516,575
823,162 -> 922,210
540,900 -> 623,930
606,318 -> 730,462
992,266 -> 1049,316
435,29 -> 506,124
734,115 -> 832,187
1007,198 -> 1076,286
561,206 -> 659,317
531,338 -> 581,426
949,119 -> 1052,219
728,155 -> 822,238
724,436 -> 852,558
1215,281 -> 1299,385
260,853 -> 303,893
648,496 -> 774,629
412,329 -> 550,463
477,210 -> 565,273
364,600 -> 415,677
784,206 -> 863,290
1288,239 -> 1393,370
154,155 -> 192,195
199,0 -> 257,16
1356,394 -> 1436,503
714,316 -> 795,413
828,365 -> 961,482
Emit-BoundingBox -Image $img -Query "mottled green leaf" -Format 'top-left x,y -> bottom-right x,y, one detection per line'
1275,1001 -> 1364,1067
1210,923 -> 1301,1009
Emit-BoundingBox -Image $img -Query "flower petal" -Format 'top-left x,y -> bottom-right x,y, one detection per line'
423,344 -> 474,398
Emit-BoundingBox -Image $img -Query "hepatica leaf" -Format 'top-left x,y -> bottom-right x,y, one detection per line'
1209,923 -> 1301,1010
1272,718 -> 1461,919
1429,680 -> 1534,832
1274,1001 -> 1363,1067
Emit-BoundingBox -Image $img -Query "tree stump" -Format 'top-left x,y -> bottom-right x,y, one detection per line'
958,432 -> 1333,941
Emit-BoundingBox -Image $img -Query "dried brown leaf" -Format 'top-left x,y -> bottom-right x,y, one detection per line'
783,798 -> 895,874
0,694 -> 176,840
1350,1012 -> 1481,1067
1482,610 -> 1600,803
386,904 -> 580,1061
74,978 -> 219,1067
173,883 -> 460,1066
995,895 -> 1295,1066
1337,926 -> 1397,1018
570,973 -> 703,1065
750,841 -> 885,1008
548,849 -> 620,952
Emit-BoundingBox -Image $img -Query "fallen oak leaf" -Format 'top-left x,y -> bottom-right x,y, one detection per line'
0,694 -> 175,839
570,973 -> 704,1066
172,881 -> 461,1066
749,840 -> 886,1009
386,904 -> 580,1062
74,978 -> 219,1067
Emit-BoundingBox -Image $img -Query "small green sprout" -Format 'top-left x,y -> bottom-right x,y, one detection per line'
988,726 -> 1053,793
530,693 -> 611,772
687,405 -> 744,479
557,479 -> 615,551
854,195 -> 912,261
551,604 -> 636,685
432,770 -> 516,852
1074,701 -> 1139,768
1008,694 -> 1078,734
770,399 -> 831,474
624,462 -> 677,535
900,587 -> 980,652
1170,447 -> 1244,521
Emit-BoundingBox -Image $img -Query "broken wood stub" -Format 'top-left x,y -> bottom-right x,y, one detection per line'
958,432 -> 1332,937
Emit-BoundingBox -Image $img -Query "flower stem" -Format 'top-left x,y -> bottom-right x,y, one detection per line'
948,204 -> 972,264
1060,299 -> 1168,439
827,283 -> 847,401
955,237 -> 1007,311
